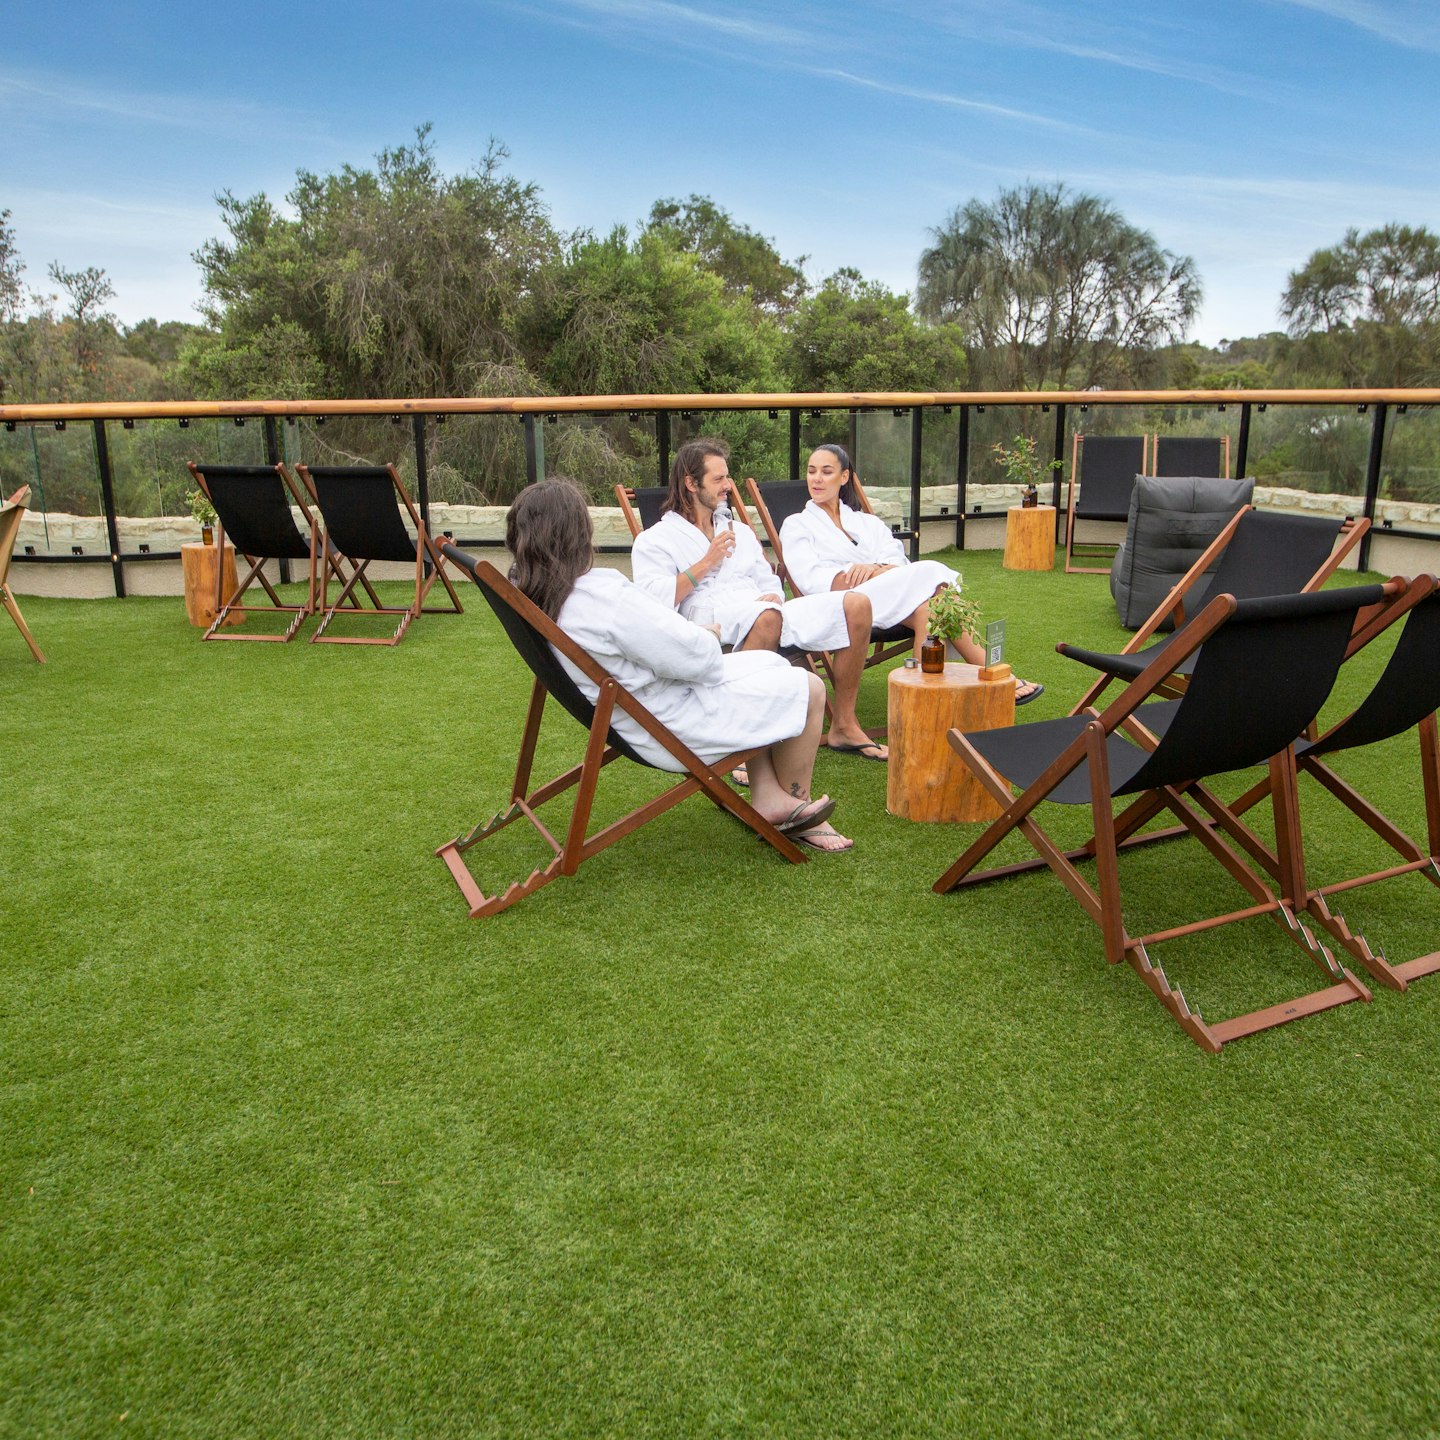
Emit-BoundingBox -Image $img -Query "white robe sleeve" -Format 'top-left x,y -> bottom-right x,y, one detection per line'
600,576 -> 725,684
629,523 -> 689,610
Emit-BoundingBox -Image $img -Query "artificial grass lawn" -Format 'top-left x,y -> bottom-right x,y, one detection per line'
3,548 -> 1439,1438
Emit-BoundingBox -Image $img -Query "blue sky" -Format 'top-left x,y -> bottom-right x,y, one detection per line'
4,0 -> 1437,348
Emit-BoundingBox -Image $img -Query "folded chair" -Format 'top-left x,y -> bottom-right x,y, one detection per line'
934,583 -> 1391,1052
1152,435 -> 1231,478
1177,577 -> 1440,991
740,478 -> 914,678
434,546 -> 806,916
186,461 -> 350,642
298,464 -> 462,645
614,483 -> 669,540
0,486 -> 45,662
1064,434 -> 1148,575
1059,507 -> 1369,713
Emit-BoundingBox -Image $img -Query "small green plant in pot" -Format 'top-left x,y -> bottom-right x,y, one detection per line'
187,488 -> 217,544
992,434 -> 1061,505
922,580 -> 982,671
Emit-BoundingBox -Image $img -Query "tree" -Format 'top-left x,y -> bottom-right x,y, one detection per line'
1281,224 -> 1440,386
47,262 -> 117,378
0,210 -> 24,324
915,182 -> 1201,390
785,269 -> 965,392
645,195 -> 806,314
193,125 -> 559,398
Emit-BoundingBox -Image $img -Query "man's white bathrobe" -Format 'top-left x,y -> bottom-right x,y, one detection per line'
554,568 -> 810,772
631,509 -> 850,652
779,500 -> 957,627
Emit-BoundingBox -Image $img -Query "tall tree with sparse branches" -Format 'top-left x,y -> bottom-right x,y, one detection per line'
916,182 -> 1201,390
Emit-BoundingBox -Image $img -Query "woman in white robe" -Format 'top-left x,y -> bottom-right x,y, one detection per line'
779,445 -> 1044,704
507,478 -> 853,851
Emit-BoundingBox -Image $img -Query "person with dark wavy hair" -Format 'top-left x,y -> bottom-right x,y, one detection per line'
781,445 -> 1044,705
506,478 -> 853,852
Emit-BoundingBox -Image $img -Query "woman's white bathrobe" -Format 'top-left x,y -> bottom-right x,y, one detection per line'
554,568 -> 810,772
779,500 -> 957,627
631,509 -> 850,652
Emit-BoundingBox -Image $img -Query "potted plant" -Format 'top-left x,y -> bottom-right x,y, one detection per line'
188,488 -> 217,545
992,434 -> 1061,507
922,579 -> 982,673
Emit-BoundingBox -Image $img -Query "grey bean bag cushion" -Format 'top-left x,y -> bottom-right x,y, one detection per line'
1110,475 -> 1256,629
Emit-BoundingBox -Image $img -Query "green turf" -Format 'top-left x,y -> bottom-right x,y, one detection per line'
4,550 -> 1439,1438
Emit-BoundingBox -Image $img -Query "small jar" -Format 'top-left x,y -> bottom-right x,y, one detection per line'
201,523 -> 215,546
920,636 -> 945,674
1022,483 -> 1038,509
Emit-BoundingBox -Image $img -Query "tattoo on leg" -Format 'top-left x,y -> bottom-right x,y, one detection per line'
789,782 -> 803,797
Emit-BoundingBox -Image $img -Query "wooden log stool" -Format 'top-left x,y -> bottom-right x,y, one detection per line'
181,542 -> 243,629
887,662 -> 1017,822
1003,504 -> 1057,571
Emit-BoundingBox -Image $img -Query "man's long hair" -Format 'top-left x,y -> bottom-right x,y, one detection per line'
663,438 -> 729,520
506,477 -> 594,618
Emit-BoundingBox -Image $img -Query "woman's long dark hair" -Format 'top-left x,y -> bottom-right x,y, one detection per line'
812,443 -> 861,508
506,478 -> 594,618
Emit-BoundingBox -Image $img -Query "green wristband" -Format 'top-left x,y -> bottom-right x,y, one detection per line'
684,568 -> 699,588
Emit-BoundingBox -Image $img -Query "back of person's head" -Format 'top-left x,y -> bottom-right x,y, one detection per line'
507,477 -> 594,618
665,437 -> 730,519
811,443 -> 861,508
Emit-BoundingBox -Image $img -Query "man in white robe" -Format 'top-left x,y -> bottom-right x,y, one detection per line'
630,440 -> 887,759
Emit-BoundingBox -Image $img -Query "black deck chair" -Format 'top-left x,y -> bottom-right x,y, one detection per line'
186,461 -> 359,642
614,483 -> 669,539
934,582 -> 1392,1052
1058,507 -> 1370,713
298,463 -> 462,645
1173,576 -> 1440,991
434,546 -> 806,917
1064,434 -> 1148,574
1152,435 -> 1230,478
741,478 -> 914,670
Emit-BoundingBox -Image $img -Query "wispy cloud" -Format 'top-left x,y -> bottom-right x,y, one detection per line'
1269,0 -> 1440,52
535,0 -> 812,49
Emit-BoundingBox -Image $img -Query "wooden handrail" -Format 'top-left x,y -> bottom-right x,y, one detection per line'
3,387 -> 1438,425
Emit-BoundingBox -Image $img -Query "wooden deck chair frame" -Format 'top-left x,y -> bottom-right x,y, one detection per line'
434,546 -> 806,917
1060,506 -> 1370,715
0,486 -> 45,662
740,478 -> 914,683
934,583 -> 1393,1052
1147,575 -> 1440,993
186,460 -> 341,642
1151,434 -> 1232,479
1064,434 -> 1149,575
297,463 -> 462,646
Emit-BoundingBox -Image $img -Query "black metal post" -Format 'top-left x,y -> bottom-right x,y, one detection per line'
1359,401 -> 1387,571
263,417 -> 291,584
656,410 -> 671,486
788,409 -> 801,479
908,407 -> 922,562
955,405 -> 970,550
92,419 -> 125,598
847,411 -> 858,476
412,415 -> 431,530
523,415 -> 539,487
1051,403 -> 1067,541
1235,403 -> 1251,480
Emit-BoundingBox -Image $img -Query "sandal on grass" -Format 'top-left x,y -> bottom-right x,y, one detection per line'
793,822 -> 854,853
1015,679 -> 1045,706
772,794 -> 837,836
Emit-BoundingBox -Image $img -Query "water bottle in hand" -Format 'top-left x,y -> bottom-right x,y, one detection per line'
714,494 -> 732,533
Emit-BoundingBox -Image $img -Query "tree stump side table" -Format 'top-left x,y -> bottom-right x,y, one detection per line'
886,663 -> 1016,823
181,542 -> 243,629
1003,504 -> 1057,570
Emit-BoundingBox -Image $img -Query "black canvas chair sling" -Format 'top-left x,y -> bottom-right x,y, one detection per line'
1064,434 -> 1147,574
1059,507 -> 1369,713
434,546 -> 806,917
1152,435 -> 1230,478
299,464 -> 462,645
186,461 -> 340,641
934,582 -> 1390,1052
